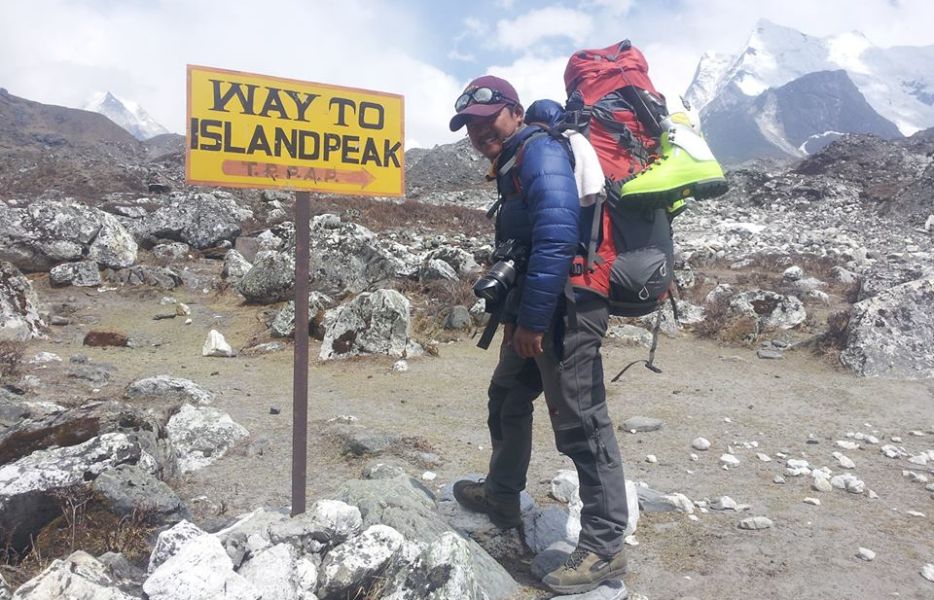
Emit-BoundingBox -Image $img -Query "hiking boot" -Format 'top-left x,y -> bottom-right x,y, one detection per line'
452,480 -> 522,529
542,546 -> 628,594
619,115 -> 728,208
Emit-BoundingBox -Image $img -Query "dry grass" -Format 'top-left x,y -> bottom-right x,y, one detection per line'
691,294 -> 759,346
397,278 -> 479,343
0,485 -> 158,589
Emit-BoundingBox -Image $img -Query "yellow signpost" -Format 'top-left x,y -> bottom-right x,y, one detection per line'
186,65 -> 404,196
185,65 -> 404,516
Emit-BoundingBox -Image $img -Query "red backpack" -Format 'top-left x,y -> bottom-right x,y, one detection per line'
562,40 -> 676,321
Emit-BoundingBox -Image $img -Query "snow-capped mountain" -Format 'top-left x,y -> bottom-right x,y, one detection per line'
685,19 -> 934,163
83,91 -> 169,141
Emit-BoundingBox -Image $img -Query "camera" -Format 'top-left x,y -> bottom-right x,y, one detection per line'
473,239 -> 528,305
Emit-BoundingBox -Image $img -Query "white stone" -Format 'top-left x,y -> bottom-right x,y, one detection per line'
773,475 -> 786,484
238,543 -> 298,600
833,452 -> 856,469
125,375 -> 215,405
756,453 -> 772,462
836,440 -> 860,450
812,476 -> 833,493
689,453 -> 699,461
710,496 -> 738,511
30,352 -> 61,364
908,454 -> 930,466
202,329 -> 235,357
787,459 -> 810,469
857,547 -> 876,561
891,436 -> 903,443
645,454 -> 658,464
11,551 -> 136,600
148,520 -> 210,573
551,470 -> 579,504
144,534 -> 260,600
720,453 -> 740,467
421,471 -> 436,481
882,444 -> 908,458
906,510 -> 926,518
785,467 -> 810,477
692,437 -> 711,451
391,360 -> 408,373
921,563 -> 934,582
803,497 -> 821,506
738,516 -> 773,530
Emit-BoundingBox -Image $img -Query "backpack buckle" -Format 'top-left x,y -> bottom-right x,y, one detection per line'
569,263 -> 584,276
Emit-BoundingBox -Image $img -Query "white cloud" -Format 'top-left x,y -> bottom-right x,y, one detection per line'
486,55 -> 570,108
494,7 -> 594,51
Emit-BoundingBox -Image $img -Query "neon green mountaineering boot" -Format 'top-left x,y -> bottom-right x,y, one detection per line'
619,113 -> 728,210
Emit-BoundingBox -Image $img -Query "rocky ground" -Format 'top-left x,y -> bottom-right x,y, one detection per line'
0,127 -> 933,599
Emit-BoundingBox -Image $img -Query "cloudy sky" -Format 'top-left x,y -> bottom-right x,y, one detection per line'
2,0 -> 933,148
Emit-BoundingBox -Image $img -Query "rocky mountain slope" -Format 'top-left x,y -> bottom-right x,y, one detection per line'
686,19 -> 934,163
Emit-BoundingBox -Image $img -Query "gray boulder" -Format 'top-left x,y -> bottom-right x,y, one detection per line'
0,433 -> 142,550
729,290 -> 807,330
237,251 -> 295,304
317,524 -> 405,599
418,259 -> 458,282
270,292 -> 333,338
319,290 -> 411,360
151,242 -> 190,261
125,375 -> 215,405
49,260 -> 102,287
222,249 -> 253,282
382,532 -> 488,600
215,507 -> 290,568
335,475 -> 518,600
443,305 -> 472,330
166,404 -> 249,473
267,499 -> 363,554
11,551 -> 137,600
306,215 -> 405,297
840,277 -> 934,378
0,261 -> 45,342
104,265 -> 182,289
135,192 -> 253,249
425,246 -> 479,277
0,200 -> 137,272
91,464 -> 186,522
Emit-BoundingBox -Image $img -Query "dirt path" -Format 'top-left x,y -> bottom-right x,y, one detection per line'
25,279 -> 934,599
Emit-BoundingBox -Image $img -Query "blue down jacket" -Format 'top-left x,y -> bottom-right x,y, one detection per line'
495,124 -> 580,332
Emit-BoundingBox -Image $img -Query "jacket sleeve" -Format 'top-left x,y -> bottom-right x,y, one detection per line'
516,137 -> 580,332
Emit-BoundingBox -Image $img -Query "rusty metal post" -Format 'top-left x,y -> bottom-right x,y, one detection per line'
291,191 -> 311,516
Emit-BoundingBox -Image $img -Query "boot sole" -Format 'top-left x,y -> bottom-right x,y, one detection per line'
543,566 -> 628,595
619,177 -> 729,206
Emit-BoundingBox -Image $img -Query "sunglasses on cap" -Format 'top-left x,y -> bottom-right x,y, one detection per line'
454,87 -> 516,112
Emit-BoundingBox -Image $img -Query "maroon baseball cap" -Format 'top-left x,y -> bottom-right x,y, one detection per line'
449,75 -> 520,131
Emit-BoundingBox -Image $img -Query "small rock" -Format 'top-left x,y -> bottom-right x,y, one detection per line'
720,453 -> 740,467
645,454 -> 658,464
906,510 -> 926,518
833,452 -> 856,469
756,453 -> 772,462
837,440 -> 860,450
83,330 -> 129,347
421,471 -> 436,481
202,329 -> 235,357
710,496 -> 738,511
812,476 -> 833,493
269,406 -> 280,415
391,360 -> 408,373
857,547 -> 876,561
773,475 -> 786,484
738,516 -> 773,530
803,497 -> 821,506
622,416 -> 664,433
756,348 -> 784,360
692,437 -> 711,451
922,563 -> 934,582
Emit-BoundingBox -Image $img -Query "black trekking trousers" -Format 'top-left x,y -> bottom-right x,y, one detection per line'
483,294 -> 629,557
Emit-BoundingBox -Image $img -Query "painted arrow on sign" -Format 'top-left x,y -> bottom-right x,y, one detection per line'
221,160 -> 376,188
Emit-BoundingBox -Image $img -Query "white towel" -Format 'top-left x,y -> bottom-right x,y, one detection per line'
564,131 -> 606,206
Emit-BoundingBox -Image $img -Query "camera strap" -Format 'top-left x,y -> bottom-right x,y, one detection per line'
476,306 -> 503,350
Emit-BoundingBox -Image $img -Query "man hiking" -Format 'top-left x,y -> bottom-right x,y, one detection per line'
448,75 -> 631,595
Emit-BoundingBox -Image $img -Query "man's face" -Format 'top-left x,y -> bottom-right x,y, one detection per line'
466,106 -> 523,161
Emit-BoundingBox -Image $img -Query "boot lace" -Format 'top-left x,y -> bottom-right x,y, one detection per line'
563,547 -> 591,570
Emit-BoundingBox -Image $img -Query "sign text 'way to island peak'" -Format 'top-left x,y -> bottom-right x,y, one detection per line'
186,65 -> 404,196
